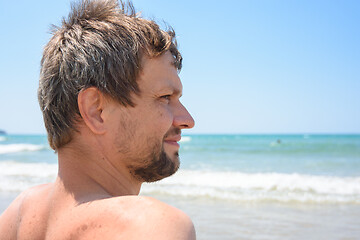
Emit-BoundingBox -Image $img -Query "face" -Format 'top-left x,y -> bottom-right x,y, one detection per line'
106,51 -> 194,182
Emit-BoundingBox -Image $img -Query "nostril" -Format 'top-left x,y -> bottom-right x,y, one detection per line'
182,116 -> 195,129
174,116 -> 195,129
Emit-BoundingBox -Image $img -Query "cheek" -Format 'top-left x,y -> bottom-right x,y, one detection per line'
113,112 -> 138,150
141,101 -> 174,135
156,107 -> 173,128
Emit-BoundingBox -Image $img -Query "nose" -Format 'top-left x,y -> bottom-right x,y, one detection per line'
173,102 -> 195,129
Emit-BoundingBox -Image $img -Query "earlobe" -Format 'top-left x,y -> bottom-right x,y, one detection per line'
78,87 -> 106,134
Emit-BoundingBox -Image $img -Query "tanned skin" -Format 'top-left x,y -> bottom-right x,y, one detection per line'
0,52 -> 196,240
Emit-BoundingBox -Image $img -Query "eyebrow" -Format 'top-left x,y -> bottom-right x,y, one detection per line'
173,88 -> 182,96
159,85 -> 182,96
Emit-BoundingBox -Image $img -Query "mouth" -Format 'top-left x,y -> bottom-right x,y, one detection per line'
163,135 -> 181,148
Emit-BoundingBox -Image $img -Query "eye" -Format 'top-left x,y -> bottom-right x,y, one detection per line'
160,95 -> 171,101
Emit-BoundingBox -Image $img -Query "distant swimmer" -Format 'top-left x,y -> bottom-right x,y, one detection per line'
277,139 -> 281,144
0,1 -> 196,239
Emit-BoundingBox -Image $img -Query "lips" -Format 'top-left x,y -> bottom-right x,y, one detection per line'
164,135 -> 181,147
164,135 -> 181,142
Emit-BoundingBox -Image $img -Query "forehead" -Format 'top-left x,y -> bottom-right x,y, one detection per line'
137,52 -> 183,94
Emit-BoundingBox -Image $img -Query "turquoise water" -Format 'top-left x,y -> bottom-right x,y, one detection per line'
2,134 -> 359,176
180,134 -> 360,177
0,134 -> 359,204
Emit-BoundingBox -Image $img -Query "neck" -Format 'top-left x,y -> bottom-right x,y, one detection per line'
56,139 -> 142,203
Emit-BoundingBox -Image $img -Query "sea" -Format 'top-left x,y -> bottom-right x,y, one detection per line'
0,134 -> 359,240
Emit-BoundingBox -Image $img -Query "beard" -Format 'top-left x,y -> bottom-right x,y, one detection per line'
130,146 -> 179,182
128,128 -> 181,182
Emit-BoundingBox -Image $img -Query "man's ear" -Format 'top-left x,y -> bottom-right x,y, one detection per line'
78,87 -> 106,134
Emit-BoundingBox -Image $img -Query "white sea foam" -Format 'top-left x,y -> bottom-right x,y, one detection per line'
180,136 -> 191,143
0,136 -> 6,142
1,159 -> 359,204
0,161 -> 57,192
0,144 -> 46,154
142,170 -> 360,204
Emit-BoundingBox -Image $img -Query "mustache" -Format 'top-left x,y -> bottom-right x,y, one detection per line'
163,128 -> 181,139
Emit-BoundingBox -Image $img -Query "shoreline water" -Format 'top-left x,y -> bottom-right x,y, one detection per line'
144,191 -> 360,240
0,192 -> 19,213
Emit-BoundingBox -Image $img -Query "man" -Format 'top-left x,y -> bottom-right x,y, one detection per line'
0,0 -> 196,239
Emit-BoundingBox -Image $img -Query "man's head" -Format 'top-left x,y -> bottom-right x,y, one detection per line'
38,0 -> 182,150
102,51 -> 194,182
38,0 -> 194,182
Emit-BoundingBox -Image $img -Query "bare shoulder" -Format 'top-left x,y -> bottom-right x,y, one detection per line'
77,195 -> 196,240
128,196 -> 196,240
0,190 -> 26,239
0,184 -> 51,239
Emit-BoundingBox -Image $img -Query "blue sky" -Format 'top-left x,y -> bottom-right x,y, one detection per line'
0,0 -> 359,134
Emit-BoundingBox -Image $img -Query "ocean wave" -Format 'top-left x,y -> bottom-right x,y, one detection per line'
0,136 -> 6,142
0,161 -> 57,192
180,136 -> 191,143
0,144 -> 46,154
142,170 -> 360,204
1,160 -> 359,204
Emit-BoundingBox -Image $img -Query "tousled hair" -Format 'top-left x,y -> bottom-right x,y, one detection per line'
38,0 -> 182,150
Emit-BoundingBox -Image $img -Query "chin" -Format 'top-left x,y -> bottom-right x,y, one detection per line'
130,149 -> 180,183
